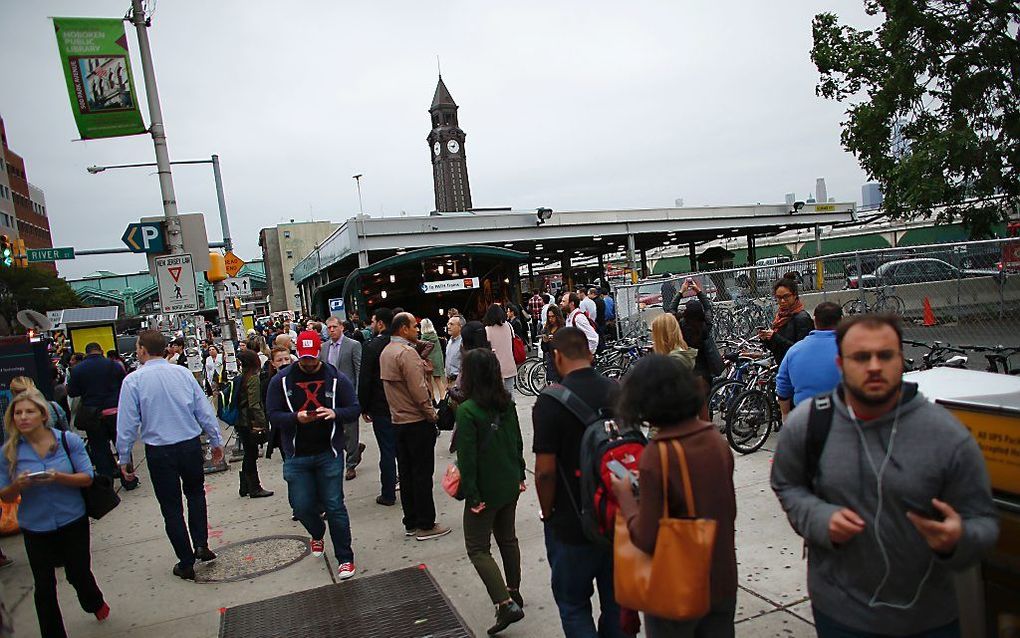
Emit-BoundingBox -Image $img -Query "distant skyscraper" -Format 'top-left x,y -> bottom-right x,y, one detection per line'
785,193 -> 796,207
815,178 -> 827,205
674,198 -> 684,207
862,182 -> 883,208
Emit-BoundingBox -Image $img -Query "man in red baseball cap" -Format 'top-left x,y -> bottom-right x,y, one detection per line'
267,330 -> 361,580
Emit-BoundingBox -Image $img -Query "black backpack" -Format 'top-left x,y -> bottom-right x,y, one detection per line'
541,384 -> 647,548
804,393 -> 836,488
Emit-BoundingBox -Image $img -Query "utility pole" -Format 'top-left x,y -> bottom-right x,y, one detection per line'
130,0 -> 183,255
211,155 -> 232,253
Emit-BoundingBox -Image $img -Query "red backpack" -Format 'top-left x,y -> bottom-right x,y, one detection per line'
541,384 -> 647,547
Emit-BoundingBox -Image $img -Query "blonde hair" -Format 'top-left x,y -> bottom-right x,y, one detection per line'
420,318 -> 438,337
8,376 -> 37,395
651,313 -> 688,355
3,391 -> 51,478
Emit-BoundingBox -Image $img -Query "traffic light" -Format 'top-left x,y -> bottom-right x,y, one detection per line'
0,235 -> 12,267
13,239 -> 26,268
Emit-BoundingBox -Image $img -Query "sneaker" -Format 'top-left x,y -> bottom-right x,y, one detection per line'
345,468 -> 357,480
310,539 -> 325,557
337,562 -> 356,580
404,528 -> 417,537
94,602 -> 110,622
487,600 -> 524,635
355,442 -> 366,467
376,495 -> 396,506
194,546 -> 217,562
416,524 -> 452,541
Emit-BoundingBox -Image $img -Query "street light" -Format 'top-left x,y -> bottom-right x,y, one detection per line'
87,156 -> 233,252
352,174 -> 364,215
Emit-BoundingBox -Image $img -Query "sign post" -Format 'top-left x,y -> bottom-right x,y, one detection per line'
154,253 -> 199,314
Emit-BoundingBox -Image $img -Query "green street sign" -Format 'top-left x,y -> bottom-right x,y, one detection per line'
27,247 -> 76,262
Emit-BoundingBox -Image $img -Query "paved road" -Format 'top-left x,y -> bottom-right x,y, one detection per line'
0,395 -> 813,638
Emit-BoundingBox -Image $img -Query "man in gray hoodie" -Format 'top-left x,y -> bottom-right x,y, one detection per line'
771,314 -> 998,637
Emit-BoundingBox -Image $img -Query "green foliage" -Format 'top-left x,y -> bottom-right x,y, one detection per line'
0,265 -> 82,333
811,0 -> 1020,237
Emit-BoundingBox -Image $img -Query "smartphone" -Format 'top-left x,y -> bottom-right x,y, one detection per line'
902,496 -> 943,521
26,470 -> 53,480
607,460 -> 639,496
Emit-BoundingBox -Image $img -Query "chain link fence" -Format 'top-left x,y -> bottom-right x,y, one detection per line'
615,237 -> 1020,359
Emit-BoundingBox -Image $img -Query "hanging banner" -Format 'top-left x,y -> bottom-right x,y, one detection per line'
52,17 -> 146,139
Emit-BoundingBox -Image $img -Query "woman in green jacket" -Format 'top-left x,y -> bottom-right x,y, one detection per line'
455,349 -> 526,635
236,350 -> 273,498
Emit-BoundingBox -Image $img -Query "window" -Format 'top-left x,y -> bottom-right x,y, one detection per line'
284,231 -> 291,239
286,250 -> 293,259
289,273 -> 294,281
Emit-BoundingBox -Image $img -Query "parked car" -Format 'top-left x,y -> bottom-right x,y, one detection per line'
735,256 -> 814,289
845,257 -> 1000,289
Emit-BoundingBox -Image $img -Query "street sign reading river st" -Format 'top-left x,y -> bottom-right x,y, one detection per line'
27,247 -> 75,262
122,222 -> 166,253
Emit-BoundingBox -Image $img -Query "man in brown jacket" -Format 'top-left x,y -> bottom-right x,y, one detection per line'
379,312 -> 451,541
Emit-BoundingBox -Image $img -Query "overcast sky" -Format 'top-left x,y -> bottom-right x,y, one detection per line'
1,1 -> 874,279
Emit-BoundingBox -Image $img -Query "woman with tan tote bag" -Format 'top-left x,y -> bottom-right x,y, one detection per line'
610,355 -> 738,637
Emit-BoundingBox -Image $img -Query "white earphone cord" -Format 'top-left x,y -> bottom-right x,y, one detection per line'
848,400 -> 936,610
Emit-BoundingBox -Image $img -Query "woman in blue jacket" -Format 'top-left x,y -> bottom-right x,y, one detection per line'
0,391 -> 109,638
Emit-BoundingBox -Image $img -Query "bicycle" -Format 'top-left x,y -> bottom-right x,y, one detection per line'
842,286 -> 905,316
902,340 -> 968,371
958,344 -> 1020,375
725,360 -> 780,454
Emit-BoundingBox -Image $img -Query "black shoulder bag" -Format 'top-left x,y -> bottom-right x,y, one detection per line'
60,431 -> 121,520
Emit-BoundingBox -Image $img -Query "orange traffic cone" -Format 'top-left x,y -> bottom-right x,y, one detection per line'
923,297 -> 937,326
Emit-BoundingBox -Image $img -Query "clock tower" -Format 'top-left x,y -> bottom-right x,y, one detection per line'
427,76 -> 473,212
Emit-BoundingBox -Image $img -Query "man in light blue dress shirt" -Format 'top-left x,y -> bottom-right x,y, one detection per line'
117,330 -> 224,581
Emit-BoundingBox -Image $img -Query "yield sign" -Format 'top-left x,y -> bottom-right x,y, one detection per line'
168,266 -> 183,282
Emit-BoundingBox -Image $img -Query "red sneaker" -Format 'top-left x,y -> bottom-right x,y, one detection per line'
337,562 -> 356,580
95,602 -> 110,622
310,539 -> 324,557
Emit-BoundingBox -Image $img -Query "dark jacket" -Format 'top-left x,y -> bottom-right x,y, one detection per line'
265,362 -> 360,458
680,292 -> 723,379
238,373 -> 269,430
765,310 -> 813,363
455,399 -> 526,509
66,353 -> 125,409
358,332 -> 391,416
624,421 -> 737,605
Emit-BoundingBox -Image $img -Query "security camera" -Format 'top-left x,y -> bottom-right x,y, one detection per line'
536,207 -> 553,226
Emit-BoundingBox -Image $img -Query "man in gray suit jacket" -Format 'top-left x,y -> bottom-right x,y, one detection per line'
320,316 -> 365,479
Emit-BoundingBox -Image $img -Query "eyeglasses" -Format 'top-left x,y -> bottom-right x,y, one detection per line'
775,293 -> 794,302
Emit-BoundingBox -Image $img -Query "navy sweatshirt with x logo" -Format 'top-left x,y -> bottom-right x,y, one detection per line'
266,361 -> 360,458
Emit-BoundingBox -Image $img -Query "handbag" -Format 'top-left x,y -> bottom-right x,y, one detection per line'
0,496 -> 19,536
512,334 -> 527,365
613,439 -> 716,621
60,431 -> 121,520
218,376 -> 240,426
437,395 -> 456,432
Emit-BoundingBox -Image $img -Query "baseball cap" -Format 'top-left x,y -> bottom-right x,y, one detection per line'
295,330 -> 322,359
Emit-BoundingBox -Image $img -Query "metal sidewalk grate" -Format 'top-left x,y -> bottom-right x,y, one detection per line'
219,565 -> 475,638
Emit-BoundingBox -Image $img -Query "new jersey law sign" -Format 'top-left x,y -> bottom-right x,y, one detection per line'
52,17 -> 146,140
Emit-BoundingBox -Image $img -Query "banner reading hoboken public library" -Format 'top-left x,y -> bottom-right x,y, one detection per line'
52,17 -> 146,140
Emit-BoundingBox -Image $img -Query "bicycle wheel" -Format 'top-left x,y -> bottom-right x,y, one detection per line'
528,359 -> 547,393
707,380 -> 744,433
842,299 -> 866,316
600,366 -> 626,380
726,389 -> 774,454
874,295 -> 905,315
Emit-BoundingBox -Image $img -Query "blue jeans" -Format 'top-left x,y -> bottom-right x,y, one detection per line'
813,607 -> 960,638
146,437 -> 208,568
283,452 -> 353,563
543,523 -> 627,638
372,411 -> 397,502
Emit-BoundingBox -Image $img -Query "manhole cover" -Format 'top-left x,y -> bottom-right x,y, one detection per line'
220,565 -> 474,638
196,535 -> 310,583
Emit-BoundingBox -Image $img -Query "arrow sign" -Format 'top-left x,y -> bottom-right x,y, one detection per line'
122,222 -> 166,253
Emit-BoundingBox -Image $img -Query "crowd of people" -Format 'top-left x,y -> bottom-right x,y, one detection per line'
0,277 -> 1002,638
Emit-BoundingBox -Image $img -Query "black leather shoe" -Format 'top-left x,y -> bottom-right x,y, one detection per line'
122,477 -> 140,491
487,601 -> 524,635
173,564 -> 195,581
376,495 -> 396,506
508,589 -> 524,608
248,488 -> 274,498
194,546 -> 217,562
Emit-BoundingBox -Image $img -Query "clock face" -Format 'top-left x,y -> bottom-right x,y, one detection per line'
433,142 -> 441,156
447,140 -> 460,154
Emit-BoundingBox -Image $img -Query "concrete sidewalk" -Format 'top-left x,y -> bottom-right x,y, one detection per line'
0,393 -> 815,637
